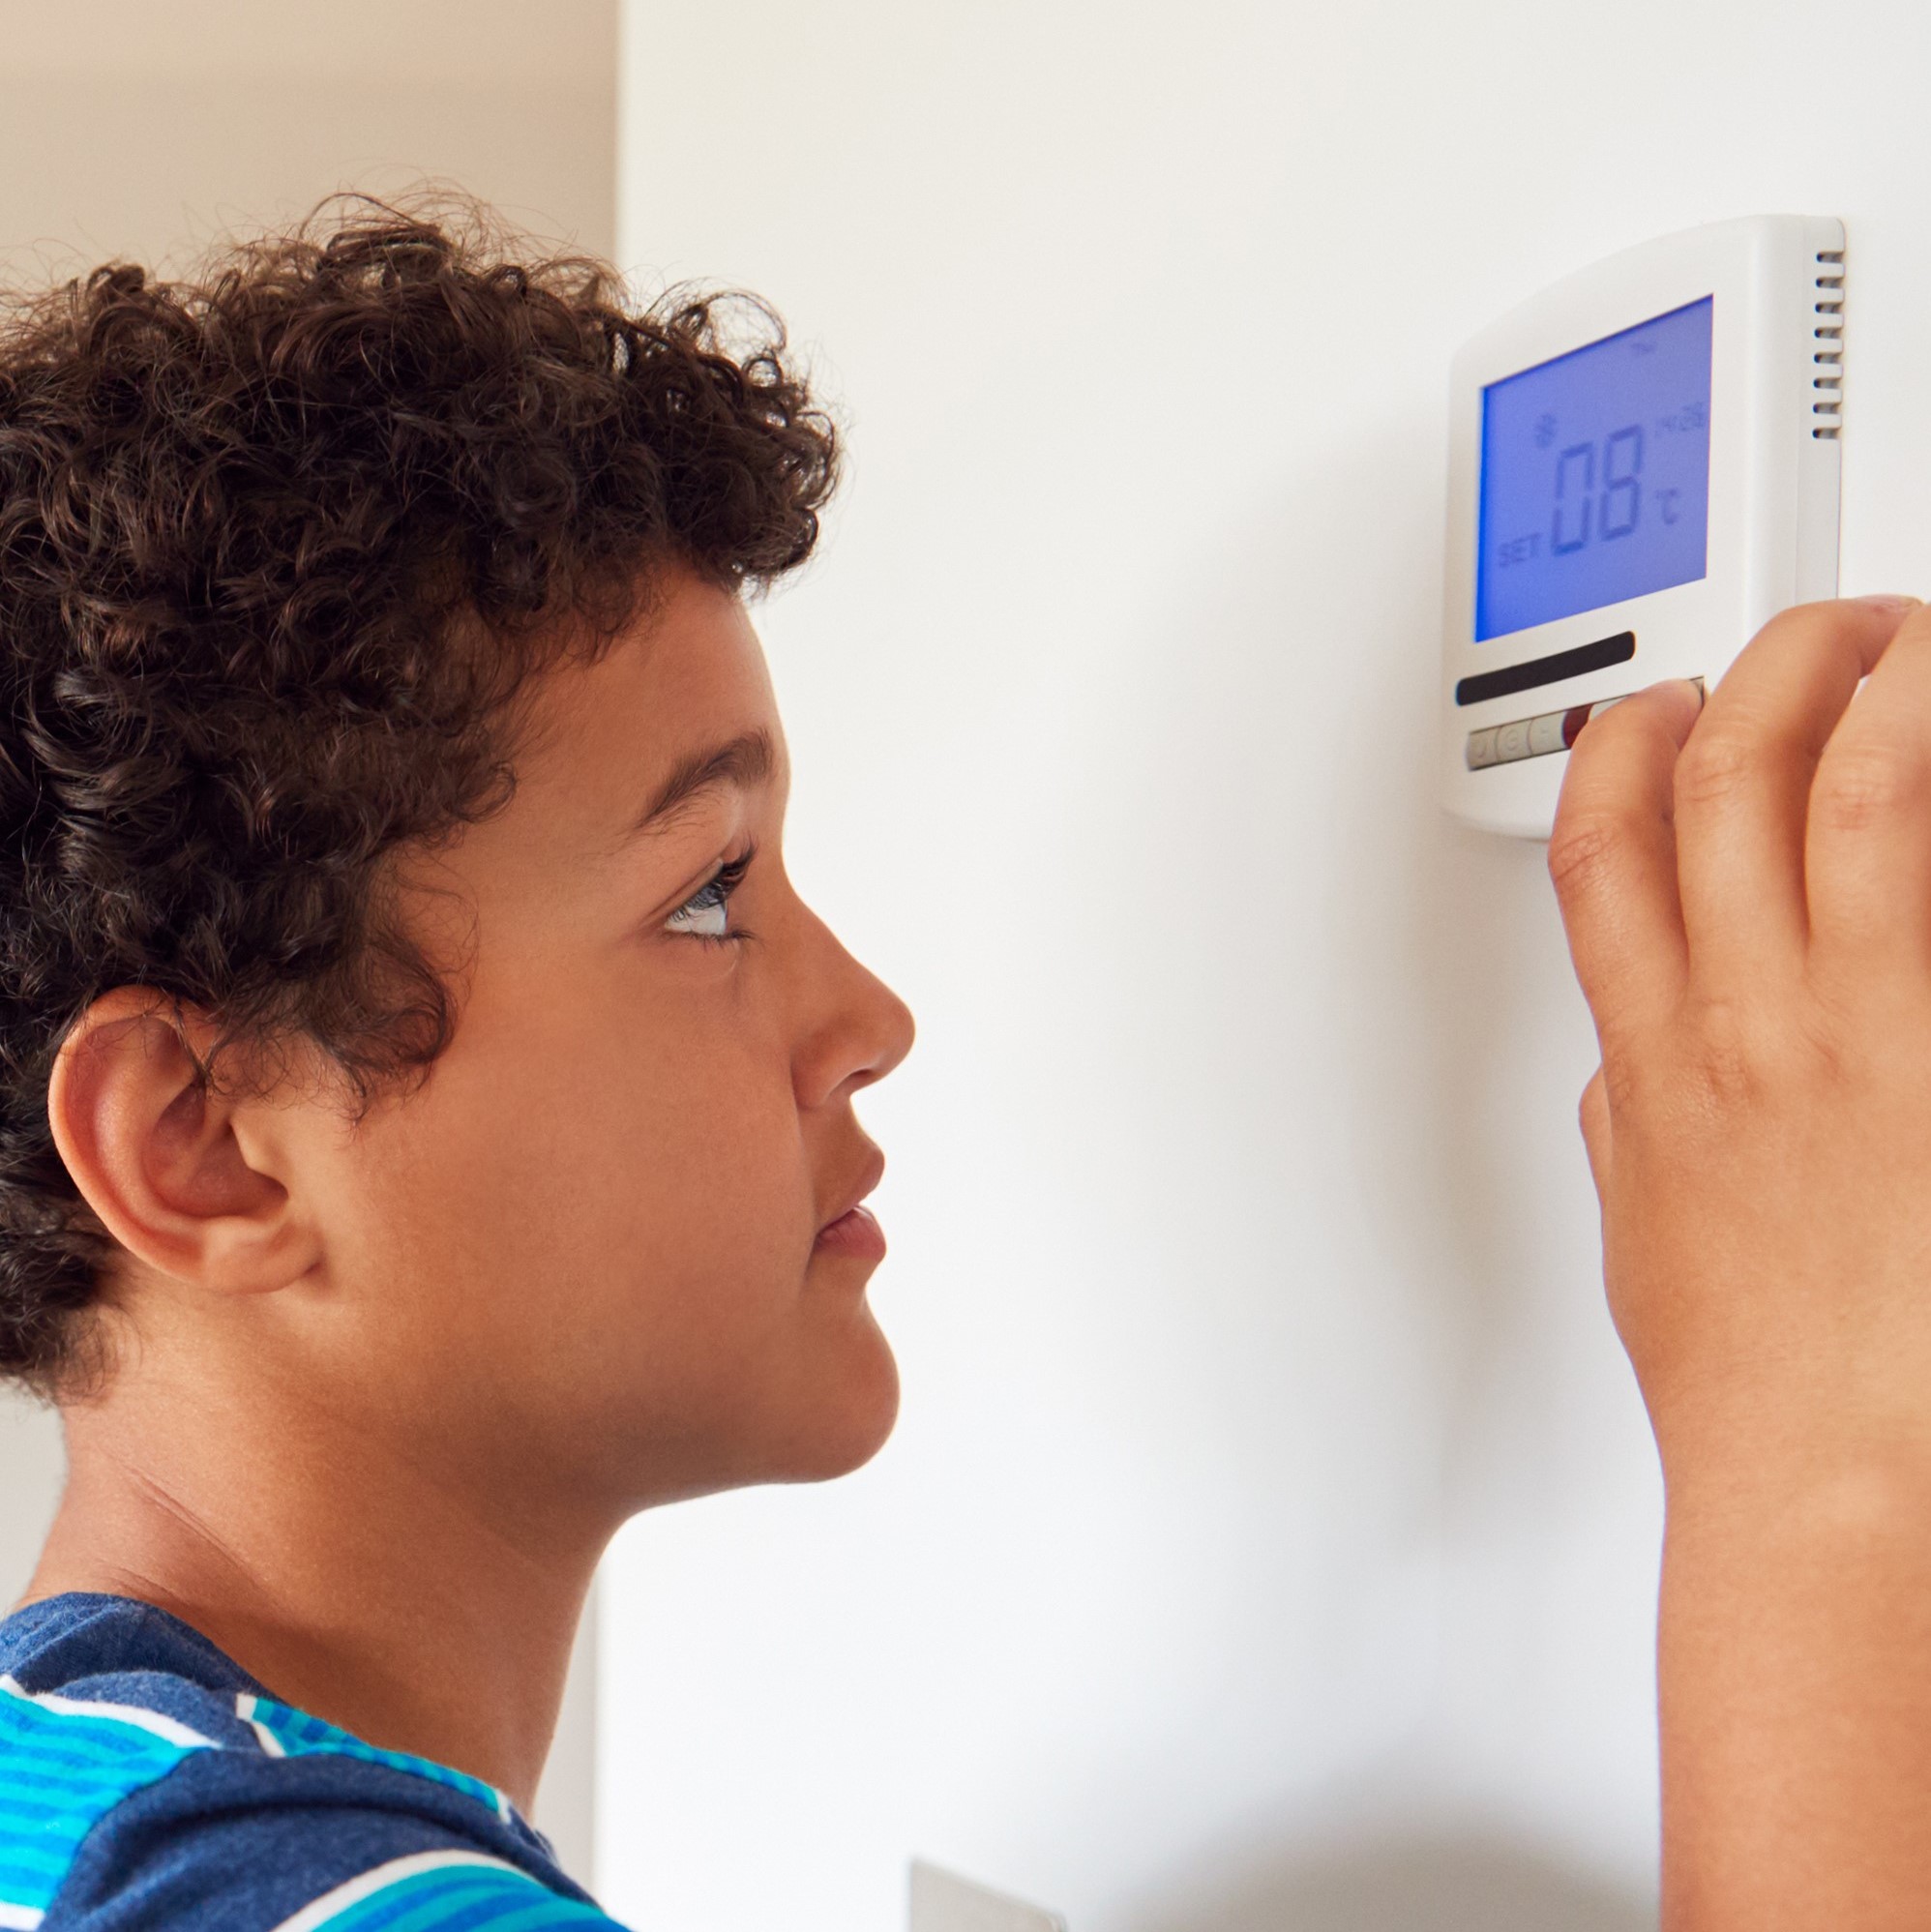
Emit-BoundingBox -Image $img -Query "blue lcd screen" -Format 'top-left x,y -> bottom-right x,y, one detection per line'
1474,295 -> 1712,641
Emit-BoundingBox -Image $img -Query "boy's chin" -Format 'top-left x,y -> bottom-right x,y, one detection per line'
768,1324 -> 901,1484
602,1315 -> 902,1507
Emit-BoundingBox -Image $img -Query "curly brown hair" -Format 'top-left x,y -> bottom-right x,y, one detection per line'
0,193 -> 840,1396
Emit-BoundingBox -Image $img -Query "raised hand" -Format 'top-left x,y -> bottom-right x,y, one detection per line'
1551,595 -> 1931,1931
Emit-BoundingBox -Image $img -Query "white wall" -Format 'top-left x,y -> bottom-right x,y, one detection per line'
609,4 -> 1931,1927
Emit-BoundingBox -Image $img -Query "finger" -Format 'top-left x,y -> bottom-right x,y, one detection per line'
1671,597 -> 1920,980
1549,677 -> 1704,1045
1804,601 -> 1931,973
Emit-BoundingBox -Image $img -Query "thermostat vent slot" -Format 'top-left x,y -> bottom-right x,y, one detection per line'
1811,248 -> 1845,439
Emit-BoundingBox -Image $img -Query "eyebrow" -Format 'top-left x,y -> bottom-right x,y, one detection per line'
615,728 -> 776,846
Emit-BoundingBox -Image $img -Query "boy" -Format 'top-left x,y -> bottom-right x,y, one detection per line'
0,199 -> 910,1928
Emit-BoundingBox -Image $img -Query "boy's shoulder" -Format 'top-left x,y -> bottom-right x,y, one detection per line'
0,1591 -> 624,1931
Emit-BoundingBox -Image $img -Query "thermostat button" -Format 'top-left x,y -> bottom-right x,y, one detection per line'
1526,709 -> 1567,757
1466,727 -> 1500,769
1495,719 -> 1531,761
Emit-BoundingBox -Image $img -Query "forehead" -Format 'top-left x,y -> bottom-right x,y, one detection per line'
517,572 -> 786,826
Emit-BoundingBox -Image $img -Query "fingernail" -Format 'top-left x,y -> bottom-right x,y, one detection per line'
1563,678 -> 1703,746
1856,594 -> 1922,611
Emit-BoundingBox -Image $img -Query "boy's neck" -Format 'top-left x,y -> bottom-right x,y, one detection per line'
19,1369 -> 609,1819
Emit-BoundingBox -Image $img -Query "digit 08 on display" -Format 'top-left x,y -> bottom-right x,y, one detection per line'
1440,216 -> 1845,839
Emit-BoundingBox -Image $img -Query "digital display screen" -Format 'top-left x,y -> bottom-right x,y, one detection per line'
1475,295 -> 1712,641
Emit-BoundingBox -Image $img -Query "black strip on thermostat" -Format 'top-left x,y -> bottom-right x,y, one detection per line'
1455,631 -> 1636,707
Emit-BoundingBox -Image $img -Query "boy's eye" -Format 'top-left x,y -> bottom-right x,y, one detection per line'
664,849 -> 753,941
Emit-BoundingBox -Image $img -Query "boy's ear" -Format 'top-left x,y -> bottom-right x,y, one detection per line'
46,988 -> 322,1298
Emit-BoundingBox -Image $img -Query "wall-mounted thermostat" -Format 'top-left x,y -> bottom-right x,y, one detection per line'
1441,215 -> 1844,839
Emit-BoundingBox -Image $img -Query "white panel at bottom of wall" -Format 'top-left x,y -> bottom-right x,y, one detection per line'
909,1859 -> 1067,1932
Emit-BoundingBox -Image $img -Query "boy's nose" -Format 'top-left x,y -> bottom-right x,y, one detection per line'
793,921 -> 914,1112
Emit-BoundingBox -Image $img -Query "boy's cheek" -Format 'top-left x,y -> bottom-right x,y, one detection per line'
302,971 -> 844,1469
478,1221 -> 897,1497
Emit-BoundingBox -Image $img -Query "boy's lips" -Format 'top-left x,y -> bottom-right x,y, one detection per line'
815,1203 -> 886,1262
816,1146 -> 887,1261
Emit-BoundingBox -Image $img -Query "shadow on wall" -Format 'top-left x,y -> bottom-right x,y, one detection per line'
1130,1828 -> 1650,1932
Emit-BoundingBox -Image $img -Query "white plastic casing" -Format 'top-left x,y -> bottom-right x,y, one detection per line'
1441,215 -> 1845,839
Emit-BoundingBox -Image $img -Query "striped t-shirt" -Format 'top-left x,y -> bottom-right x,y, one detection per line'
0,1590 -> 632,1929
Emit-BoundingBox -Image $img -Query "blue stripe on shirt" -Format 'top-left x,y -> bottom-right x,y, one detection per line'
239,1695 -> 512,1821
273,1854 -> 618,1931
0,1675 -> 214,1926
